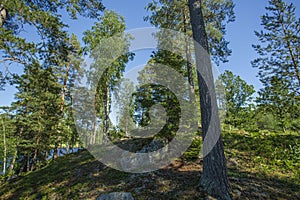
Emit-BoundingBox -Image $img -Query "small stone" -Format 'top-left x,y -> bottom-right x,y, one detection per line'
205,195 -> 217,200
233,189 -> 242,197
96,192 -> 134,200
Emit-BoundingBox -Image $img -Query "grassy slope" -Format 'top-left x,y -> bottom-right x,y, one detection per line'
224,130 -> 299,200
0,130 -> 299,200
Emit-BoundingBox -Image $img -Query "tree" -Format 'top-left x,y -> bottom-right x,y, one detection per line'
252,0 -> 300,90
83,10 -> 134,143
145,0 -> 235,148
0,0 -> 106,177
219,70 -> 255,128
256,76 -> 298,132
1,116 -> 6,175
145,0 -> 235,65
132,75 -> 181,141
113,78 -> 136,137
145,0 -> 195,94
12,63 -> 62,172
3,34 -> 83,173
54,33 -> 83,158
0,107 -> 15,176
145,0 -> 235,105
188,0 -> 231,199
0,0 -> 104,84
252,0 -> 300,132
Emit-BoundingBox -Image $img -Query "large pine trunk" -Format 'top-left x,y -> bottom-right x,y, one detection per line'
187,0 -> 231,199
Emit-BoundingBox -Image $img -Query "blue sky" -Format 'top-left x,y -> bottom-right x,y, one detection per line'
0,0 -> 299,106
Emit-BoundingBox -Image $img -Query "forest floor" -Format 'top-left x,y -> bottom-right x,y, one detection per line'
0,130 -> 299,200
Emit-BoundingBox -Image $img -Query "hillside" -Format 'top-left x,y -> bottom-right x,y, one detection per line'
0,130 -> 299,200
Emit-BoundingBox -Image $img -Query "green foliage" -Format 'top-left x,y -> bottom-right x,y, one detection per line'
0,0 -> 104,72
0,0 -> 104,177
224,130 -> 300,178
0,107 -> 17,176
131,83 -> 181,140
113,78 -> 136,136
183,136 -> 202,161
145,0 -> 235,65
132,53 -> 186,141
82,10 -> 134,143
256,77 -> 299,132
256,112 -> 278,132
252,0 -> 300,90
252,0 -> 300,132
0,131 -> 299,199
11,64 -> 62,171
217,70 -> 256,129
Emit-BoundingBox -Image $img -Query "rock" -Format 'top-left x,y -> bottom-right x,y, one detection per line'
205,195 -> 217,200
228,158 -> 239,168
138,139 -> 166,153
134,185 -> 145,194
233,189 -> 242,198
120,139 -> 168,172
231,159 -> 239,166
260,192 -> 269,198
96,192 -> 134,200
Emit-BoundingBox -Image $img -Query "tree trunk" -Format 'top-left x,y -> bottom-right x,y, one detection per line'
104,82 -> 110,139
188,0 -> 231,199
2,118 -> 6,175
26,153 -> 30,172
125,122 -> 128,137
66,141 -> 70,154
183,7 -> 195,94
278,12 -> 300,87
8,148 -> 17,175
53,145 -> 58,159
91,116 -> 97,145
56,65 -> 70,151
44,150 -> 48,161
0,4 -> 7,27
61,67 -> 69,114
32,119 -> 42,171
9,127 -> 23,176
18,156 -> 26,175
19,153 -> 31,174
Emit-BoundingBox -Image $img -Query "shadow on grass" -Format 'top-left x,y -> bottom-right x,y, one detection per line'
0,132 -> 299,200
224,130 -> 300,199
228,167 -> 300,199
224,131 -> 299,177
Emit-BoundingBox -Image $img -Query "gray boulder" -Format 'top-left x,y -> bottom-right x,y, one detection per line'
119,139 -> 168,172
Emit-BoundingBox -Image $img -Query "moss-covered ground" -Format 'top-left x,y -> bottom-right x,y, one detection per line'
0,130 -> 299,199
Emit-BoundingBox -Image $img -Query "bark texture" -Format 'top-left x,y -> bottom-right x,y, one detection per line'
2,118 -> 6,175
188,0 -> 231,199
0,4 -> 7,27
